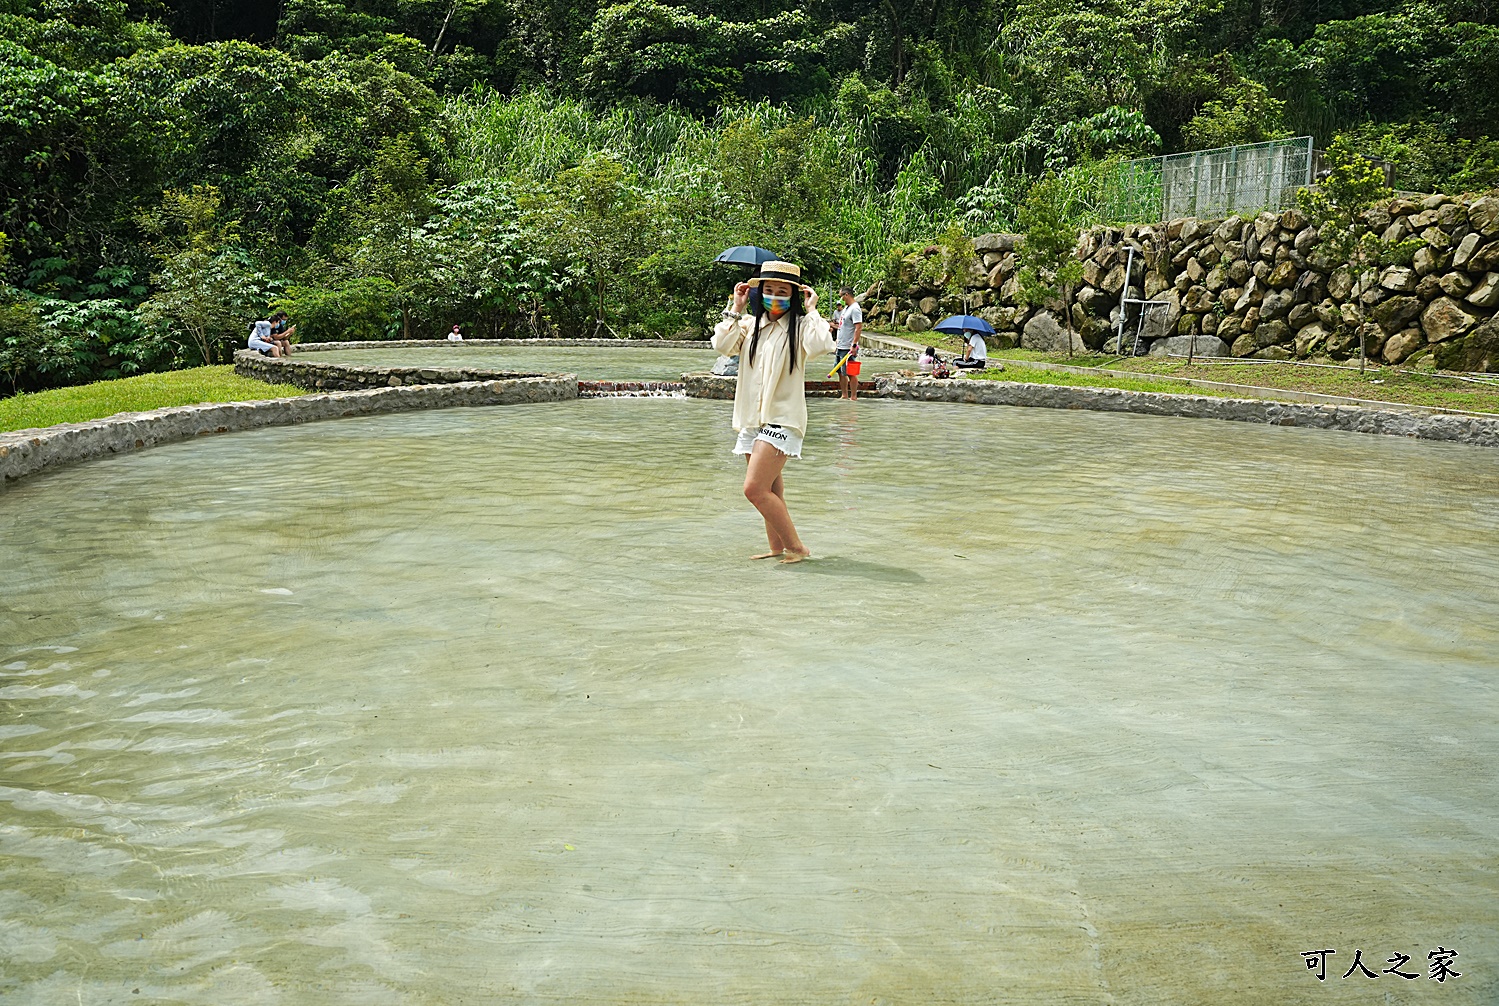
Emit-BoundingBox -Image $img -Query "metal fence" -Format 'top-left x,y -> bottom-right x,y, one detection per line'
1113,137 -> 1315,222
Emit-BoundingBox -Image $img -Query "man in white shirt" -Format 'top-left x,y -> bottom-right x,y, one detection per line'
834,286 -> 863,400
956,330 -> 988,369
967,331 -> 987,362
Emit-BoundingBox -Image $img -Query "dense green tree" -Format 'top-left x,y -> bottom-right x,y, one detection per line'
134,186 -> 270,364
525,153 -> 650,336
1297,136 -> 1418,371
1016,173 -> 1086,356
1180,78 -> 1291,149
2,0 -> 1497,395
350,135 -> 438,339
426,178 -> 565,336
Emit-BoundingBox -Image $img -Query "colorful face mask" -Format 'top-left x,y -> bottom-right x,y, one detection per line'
762,292 -> 792,315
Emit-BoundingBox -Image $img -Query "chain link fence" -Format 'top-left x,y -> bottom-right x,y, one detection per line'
1110,137 -> 1315,223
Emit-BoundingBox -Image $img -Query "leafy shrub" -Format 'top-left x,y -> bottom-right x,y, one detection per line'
276,277 -> 399,342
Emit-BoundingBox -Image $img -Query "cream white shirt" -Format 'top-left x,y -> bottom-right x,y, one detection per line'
711,305 -> 834,437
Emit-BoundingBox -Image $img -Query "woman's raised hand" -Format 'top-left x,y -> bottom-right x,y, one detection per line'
800,284 -> 818,312
732,282 -> 751,313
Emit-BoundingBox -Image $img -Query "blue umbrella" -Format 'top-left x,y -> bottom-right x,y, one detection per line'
714,245 -> 779,266
933,314 -> 995,335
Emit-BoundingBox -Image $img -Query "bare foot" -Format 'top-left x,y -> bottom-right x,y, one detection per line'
778,549 -> 811,564
750,550 -> 783,560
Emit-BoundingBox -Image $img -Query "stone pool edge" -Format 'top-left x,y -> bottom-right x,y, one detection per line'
0,377 -> 575,489
679,373 -> 1499,447
874,375 -> 1499,447
292,338 -> 712,351
235,349 -> 558,391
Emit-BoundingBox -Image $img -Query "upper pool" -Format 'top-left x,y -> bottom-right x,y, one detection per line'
2,398 -> 1496,1003
293,343 -> 917,381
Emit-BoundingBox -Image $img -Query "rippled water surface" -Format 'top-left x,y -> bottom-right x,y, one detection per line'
3,399 -> 1497,1004
294,344 -> 914,381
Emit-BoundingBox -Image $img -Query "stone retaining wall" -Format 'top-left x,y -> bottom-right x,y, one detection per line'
681,375 -> 857,399
682,374 -> 739,400
0,377 -> 575,489
877,376 -> 1499,447
880,193 -> 1499,370
680,371 -> 1499,446
236,350 -> 551,391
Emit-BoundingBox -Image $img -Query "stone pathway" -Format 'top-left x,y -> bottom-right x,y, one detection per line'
861,331 -> 923,352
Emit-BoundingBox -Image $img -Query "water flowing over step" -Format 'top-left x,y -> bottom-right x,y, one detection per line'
577,380 -> 687,398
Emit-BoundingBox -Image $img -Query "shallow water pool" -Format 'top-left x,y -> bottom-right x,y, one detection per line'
293,344 -> 915,381
2,399 -> 1497,1004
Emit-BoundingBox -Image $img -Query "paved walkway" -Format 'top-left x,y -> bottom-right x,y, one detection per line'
861,331 -> 923,352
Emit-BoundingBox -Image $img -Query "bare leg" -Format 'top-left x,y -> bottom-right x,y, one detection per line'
746,456 -> 787,558
743,442 -> 808,561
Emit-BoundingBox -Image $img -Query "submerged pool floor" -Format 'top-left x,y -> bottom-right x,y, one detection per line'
2,399 -> 1497,1004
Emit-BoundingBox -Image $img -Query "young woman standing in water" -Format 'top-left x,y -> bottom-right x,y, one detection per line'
711,260 -> 835,563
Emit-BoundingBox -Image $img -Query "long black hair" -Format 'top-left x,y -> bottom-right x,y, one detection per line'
745,284 -> 803,376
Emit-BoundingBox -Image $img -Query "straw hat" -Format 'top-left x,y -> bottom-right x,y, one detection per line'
746,261 -> 803,286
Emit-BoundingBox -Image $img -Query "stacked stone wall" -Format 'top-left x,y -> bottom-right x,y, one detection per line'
881,193 -> 1499,370
235,350 -> 551,391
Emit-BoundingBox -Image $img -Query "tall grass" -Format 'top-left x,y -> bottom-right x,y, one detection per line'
439,89 -> 1079,292
443,90 -> 983,283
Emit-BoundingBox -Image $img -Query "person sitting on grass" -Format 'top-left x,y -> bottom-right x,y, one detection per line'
952,331 -> 988,369
248,318 -> 282,358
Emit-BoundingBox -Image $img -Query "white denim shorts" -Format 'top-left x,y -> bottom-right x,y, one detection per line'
733,424 -> 803,459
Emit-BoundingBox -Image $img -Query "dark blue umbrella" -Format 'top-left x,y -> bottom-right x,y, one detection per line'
714,245 -> 779,266
933,314 -> 995,335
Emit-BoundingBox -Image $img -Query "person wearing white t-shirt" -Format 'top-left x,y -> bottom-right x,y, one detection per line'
834,286 -> 863,399
448,324 -> 463,341
967,331 -> 987,363
955,331 -> 988,369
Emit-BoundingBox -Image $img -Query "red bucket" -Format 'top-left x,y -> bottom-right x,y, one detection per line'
846,360 -> 862,376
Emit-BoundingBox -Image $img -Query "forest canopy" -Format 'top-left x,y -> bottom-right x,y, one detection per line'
2,0 -> 1496,392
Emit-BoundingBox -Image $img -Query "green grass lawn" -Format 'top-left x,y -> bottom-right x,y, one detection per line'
0,366 -> 307,434
964,363 -> 1249,399
866,328 -> 1499,412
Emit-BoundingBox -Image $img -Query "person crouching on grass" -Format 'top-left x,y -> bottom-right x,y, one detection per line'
712,260 -> 834,563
